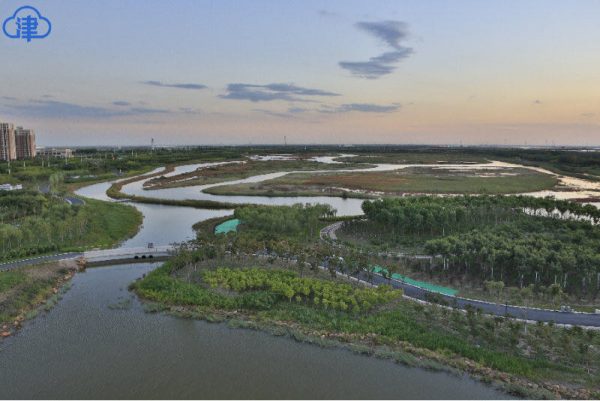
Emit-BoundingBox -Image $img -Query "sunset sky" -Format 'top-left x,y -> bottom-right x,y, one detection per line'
1,0 -> 599,146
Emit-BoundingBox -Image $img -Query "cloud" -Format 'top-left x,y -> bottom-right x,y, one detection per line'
179,107 -> 202,115
129,107 -> 169,114
254,102 -> 400,118
2,99 -> 172,119
321,103 -> 401,114
318,10 -> 338,18
113,101 -> 131,106
3,6 -> 51,41
220,83 -> 339,102
142,81 -> 207,90
339,20 -> 413,79
288,107 -> 308,113
355,21 -> 409,50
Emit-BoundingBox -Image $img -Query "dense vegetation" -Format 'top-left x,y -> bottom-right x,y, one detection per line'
133,248 -> 600,398
204,267 -> 399,312
134,248 -> 399,315
359,196 -> 600,297
233,203 -> 335,241
0,190 -> 142,261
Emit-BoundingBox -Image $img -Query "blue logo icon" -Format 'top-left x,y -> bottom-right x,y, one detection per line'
3,6 -> 51,42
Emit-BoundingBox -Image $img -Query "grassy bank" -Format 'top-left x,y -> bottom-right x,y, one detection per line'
143,158 -> 373,190
105,167 -> 247,210
204,167 -> 558,197
0,260 -> 81,334
132,256 -> 600,399
1,192 -> 143,262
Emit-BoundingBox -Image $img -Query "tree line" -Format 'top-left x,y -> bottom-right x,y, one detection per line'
234,203 -> 336,242
361,196 -> 600,297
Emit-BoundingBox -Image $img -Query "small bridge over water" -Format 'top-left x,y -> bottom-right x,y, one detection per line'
83,245 -> 175,265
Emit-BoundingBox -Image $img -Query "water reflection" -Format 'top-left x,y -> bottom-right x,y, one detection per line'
0,263 -> 511,400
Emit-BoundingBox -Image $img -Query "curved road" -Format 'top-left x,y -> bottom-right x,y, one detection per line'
321,222 -> 600,327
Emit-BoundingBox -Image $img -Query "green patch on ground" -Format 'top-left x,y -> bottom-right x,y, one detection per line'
214,219 -> 240,234
0,271 -> 27,293
371,265 -> 458,296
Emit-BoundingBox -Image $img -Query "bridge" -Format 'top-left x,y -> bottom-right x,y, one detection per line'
83,245 -> 175,265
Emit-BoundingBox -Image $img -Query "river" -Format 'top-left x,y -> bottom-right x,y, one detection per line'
0,158 -> 519,399
0,262 -> 508,399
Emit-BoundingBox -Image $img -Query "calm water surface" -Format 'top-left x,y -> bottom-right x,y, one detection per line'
0,263 -> 510,399
4,158 -> 563,398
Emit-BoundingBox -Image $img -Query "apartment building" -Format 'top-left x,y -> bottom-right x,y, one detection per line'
0,122 -> 16,161
15,127 -> 37,159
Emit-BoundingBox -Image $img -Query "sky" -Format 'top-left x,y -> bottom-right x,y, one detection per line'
0,0 -> 599,146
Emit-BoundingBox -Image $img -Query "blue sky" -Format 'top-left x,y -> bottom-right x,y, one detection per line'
1,0 -> 599,146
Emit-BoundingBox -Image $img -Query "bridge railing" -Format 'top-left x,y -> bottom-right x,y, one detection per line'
83,245 -> 175,260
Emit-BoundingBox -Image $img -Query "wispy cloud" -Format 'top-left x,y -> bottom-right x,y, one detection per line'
318,9 -> 338,18
253,108 -> 297,119
3,99 -> 172,119
336,103 -> 400,113
288,107 -> 308,113
255,102 -> 400,118
220,83 -> 339,102
113,100 -> 131,106
142,80 -> 207,90
317,103 -> 400,114
339,20 -> 413,79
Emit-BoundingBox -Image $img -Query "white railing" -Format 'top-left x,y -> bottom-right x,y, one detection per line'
84,245 -> 175,261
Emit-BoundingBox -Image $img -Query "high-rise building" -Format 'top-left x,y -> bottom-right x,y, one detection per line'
15,127 -> 36,159
0,122 -> 16,161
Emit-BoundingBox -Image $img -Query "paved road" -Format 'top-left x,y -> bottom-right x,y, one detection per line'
320,222 -> 600,327
354,270 -> 600,327
320,221 -> 343,240
0,252 -> 83,271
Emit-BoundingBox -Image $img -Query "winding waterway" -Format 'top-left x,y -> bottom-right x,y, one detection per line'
0,158 -> 522,399
123,159 -> 600,217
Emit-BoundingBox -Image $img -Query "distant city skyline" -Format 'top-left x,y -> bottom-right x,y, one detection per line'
1,0 -> 599,146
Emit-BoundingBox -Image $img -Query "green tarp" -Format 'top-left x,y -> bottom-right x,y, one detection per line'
372,265 -> 458,296
214,219 -> 240,234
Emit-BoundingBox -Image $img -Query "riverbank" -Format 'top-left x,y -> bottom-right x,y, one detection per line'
0,259 -> 83,338
106,166 -> 251,210
132,258 -> 599,399
0,194 -> 143,263
142,158 -> 374,190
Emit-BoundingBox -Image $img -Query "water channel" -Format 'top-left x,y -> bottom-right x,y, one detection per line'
0,157 -> 529,398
